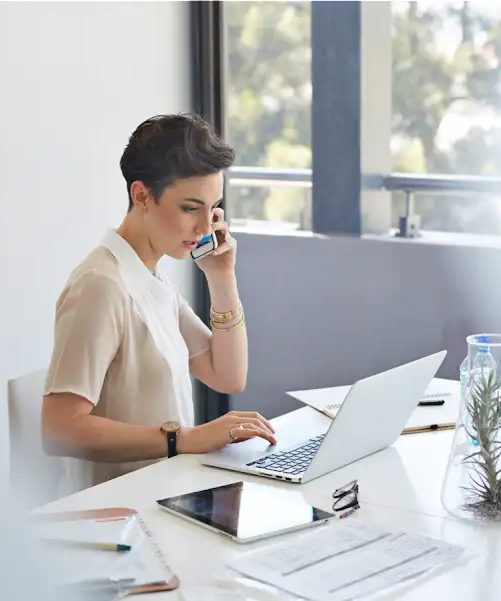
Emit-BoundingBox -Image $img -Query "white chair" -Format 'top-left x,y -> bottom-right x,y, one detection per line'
7,368 -> 63,508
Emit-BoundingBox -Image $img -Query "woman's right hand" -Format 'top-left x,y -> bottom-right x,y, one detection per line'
177,411 -> 277,454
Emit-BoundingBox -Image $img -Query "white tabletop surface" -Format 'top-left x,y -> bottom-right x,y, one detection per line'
36,378 -> 501,600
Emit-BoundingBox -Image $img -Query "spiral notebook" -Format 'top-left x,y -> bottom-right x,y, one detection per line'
31,507 -> 179,594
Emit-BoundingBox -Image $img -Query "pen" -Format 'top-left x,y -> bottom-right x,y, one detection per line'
418,400 -> 445,406
41,538 -> 132,552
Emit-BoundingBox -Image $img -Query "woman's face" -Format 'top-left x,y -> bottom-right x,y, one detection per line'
141,172 -> 224,260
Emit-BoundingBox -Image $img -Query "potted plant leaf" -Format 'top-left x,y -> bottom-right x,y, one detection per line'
442,334 -> 501,524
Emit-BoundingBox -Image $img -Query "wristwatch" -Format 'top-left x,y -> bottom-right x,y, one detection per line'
160,421 -> 181,458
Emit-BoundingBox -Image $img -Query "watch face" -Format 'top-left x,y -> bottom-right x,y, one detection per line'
161,421 -> 181,432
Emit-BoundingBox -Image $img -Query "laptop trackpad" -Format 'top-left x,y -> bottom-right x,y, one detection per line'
202,419 -> 329,466
202,437 -> 278,466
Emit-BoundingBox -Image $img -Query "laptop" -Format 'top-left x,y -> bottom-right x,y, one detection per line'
200,350 -> 447,484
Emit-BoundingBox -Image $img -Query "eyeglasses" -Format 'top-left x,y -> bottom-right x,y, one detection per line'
332,479 -> 359,519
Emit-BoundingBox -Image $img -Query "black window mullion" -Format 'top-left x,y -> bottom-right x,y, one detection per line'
190,1 -> 229,423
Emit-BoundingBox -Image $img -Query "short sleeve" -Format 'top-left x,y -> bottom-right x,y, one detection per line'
44,273 -> 125,405
177,294 -> 211,360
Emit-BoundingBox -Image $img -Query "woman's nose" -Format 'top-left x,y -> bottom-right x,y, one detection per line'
195,216 -> 213,237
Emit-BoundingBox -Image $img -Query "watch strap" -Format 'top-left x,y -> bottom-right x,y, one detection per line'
166,430 -> 177,458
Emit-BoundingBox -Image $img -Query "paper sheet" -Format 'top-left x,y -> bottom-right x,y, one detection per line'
227,521 -> 465,601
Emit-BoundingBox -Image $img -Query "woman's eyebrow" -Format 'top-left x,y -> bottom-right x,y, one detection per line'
184,198 -> 223,208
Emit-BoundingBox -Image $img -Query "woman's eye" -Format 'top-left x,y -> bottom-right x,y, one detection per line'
182,207 -> 197,213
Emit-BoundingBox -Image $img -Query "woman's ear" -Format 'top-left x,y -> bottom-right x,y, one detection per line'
129,181 -> 150,212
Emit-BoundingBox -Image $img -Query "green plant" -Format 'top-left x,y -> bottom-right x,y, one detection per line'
462,371 -> 501,519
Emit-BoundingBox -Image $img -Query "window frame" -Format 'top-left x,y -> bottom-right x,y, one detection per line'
190,0 -> 230,423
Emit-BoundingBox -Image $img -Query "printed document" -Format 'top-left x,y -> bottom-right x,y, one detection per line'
227,521 -> 465,601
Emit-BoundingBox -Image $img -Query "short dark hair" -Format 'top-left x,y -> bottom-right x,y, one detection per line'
120,113 -> 235,211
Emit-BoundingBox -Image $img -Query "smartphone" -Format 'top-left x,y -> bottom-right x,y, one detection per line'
191,233 -> 218,260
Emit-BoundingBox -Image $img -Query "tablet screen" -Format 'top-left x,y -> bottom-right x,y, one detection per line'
157,481 -> 334,541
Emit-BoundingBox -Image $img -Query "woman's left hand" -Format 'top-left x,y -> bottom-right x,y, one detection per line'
196,208 -> 237,277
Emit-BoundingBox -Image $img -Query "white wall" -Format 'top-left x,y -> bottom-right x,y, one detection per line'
0,2 -> 194,488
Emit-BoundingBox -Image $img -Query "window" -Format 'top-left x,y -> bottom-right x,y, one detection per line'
224,1 -> 312,232
392,0 -> 501,234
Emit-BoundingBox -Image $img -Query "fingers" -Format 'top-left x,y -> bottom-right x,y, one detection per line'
212,237 -> 236,257
227,412 -> 274,435
239,416 -> 274,438
211,218 -> 236,257
231,423 -> 276,445
212,219 -> 228,235
228,411 -> 275,434
213,207 -> 225,222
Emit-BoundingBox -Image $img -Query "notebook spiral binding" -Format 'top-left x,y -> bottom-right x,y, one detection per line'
134,514 -> 174,579
421,391 -> 452,400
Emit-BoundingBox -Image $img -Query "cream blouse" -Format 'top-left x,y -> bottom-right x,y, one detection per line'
44,230 -> 211,495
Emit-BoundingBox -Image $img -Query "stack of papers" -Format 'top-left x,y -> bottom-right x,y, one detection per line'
226,521 -> 466,601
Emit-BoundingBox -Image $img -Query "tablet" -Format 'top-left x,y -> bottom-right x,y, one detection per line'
156,481 -> 336,543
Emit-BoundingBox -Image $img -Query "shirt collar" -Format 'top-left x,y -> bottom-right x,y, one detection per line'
100,229 -> 158,298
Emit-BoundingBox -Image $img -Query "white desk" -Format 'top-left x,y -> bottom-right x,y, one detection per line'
38,394 -> 501,600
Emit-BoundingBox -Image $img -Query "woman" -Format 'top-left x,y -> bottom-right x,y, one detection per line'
42,114 -> 276,495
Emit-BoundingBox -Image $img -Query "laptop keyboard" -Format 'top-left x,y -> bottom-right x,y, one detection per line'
246,434 -> 325,475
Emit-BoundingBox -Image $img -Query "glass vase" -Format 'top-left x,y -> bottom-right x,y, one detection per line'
441,333 -> 501,523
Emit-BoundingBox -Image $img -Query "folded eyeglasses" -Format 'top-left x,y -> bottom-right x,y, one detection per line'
332,479 -> 359,519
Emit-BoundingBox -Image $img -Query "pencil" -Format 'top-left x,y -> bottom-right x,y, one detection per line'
401,423 -> 455,435
41,538 -> 131,552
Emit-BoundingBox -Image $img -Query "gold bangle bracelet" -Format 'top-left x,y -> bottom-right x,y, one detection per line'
210,301 -> 243,322
211,314 -> 246,332
210,309 -> 244,326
